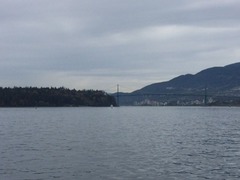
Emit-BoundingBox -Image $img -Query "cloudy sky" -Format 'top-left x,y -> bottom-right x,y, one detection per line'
1,0 -> 240,92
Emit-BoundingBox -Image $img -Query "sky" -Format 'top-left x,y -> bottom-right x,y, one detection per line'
1,0 -> 240,93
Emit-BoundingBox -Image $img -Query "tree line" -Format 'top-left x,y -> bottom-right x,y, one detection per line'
0,87 -> 116,107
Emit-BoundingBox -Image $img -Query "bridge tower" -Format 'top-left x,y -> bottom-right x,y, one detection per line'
117,84 -> 120,107
204,87 -> 207,106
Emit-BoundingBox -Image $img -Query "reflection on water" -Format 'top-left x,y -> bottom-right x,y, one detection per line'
0,107 -> 240,179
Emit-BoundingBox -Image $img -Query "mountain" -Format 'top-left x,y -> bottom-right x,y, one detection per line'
116,62 -> 240,106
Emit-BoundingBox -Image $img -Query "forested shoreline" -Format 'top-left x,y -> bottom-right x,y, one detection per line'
0,87 -> 116,107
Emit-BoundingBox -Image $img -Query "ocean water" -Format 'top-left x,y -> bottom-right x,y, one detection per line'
0,107 -> 240,180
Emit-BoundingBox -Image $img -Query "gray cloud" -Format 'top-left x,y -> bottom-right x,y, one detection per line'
0,0 -> 240,92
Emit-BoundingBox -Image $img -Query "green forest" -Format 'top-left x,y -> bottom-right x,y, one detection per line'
0,87 -> 116,107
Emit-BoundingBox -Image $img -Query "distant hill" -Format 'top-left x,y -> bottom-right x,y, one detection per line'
0,87 -> 116,107
116,62 -> 240,106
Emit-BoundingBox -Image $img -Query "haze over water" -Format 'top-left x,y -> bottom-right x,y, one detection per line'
1,107 -> 240,179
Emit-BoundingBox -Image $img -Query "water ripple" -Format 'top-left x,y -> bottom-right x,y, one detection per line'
0,107 -> 240,179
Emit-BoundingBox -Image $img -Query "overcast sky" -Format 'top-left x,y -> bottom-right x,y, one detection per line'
1,0 -> 240,92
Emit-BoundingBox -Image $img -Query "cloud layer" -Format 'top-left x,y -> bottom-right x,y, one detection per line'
1,0 -> 240,92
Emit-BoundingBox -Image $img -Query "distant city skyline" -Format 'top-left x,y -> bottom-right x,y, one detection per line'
1,0 -> 240,92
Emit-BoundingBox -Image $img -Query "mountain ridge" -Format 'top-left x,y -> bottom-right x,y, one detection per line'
135,62 -> 240,93
117,62 -> 240,106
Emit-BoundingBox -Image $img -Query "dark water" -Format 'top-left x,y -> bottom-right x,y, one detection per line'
0,107 -> 240,180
